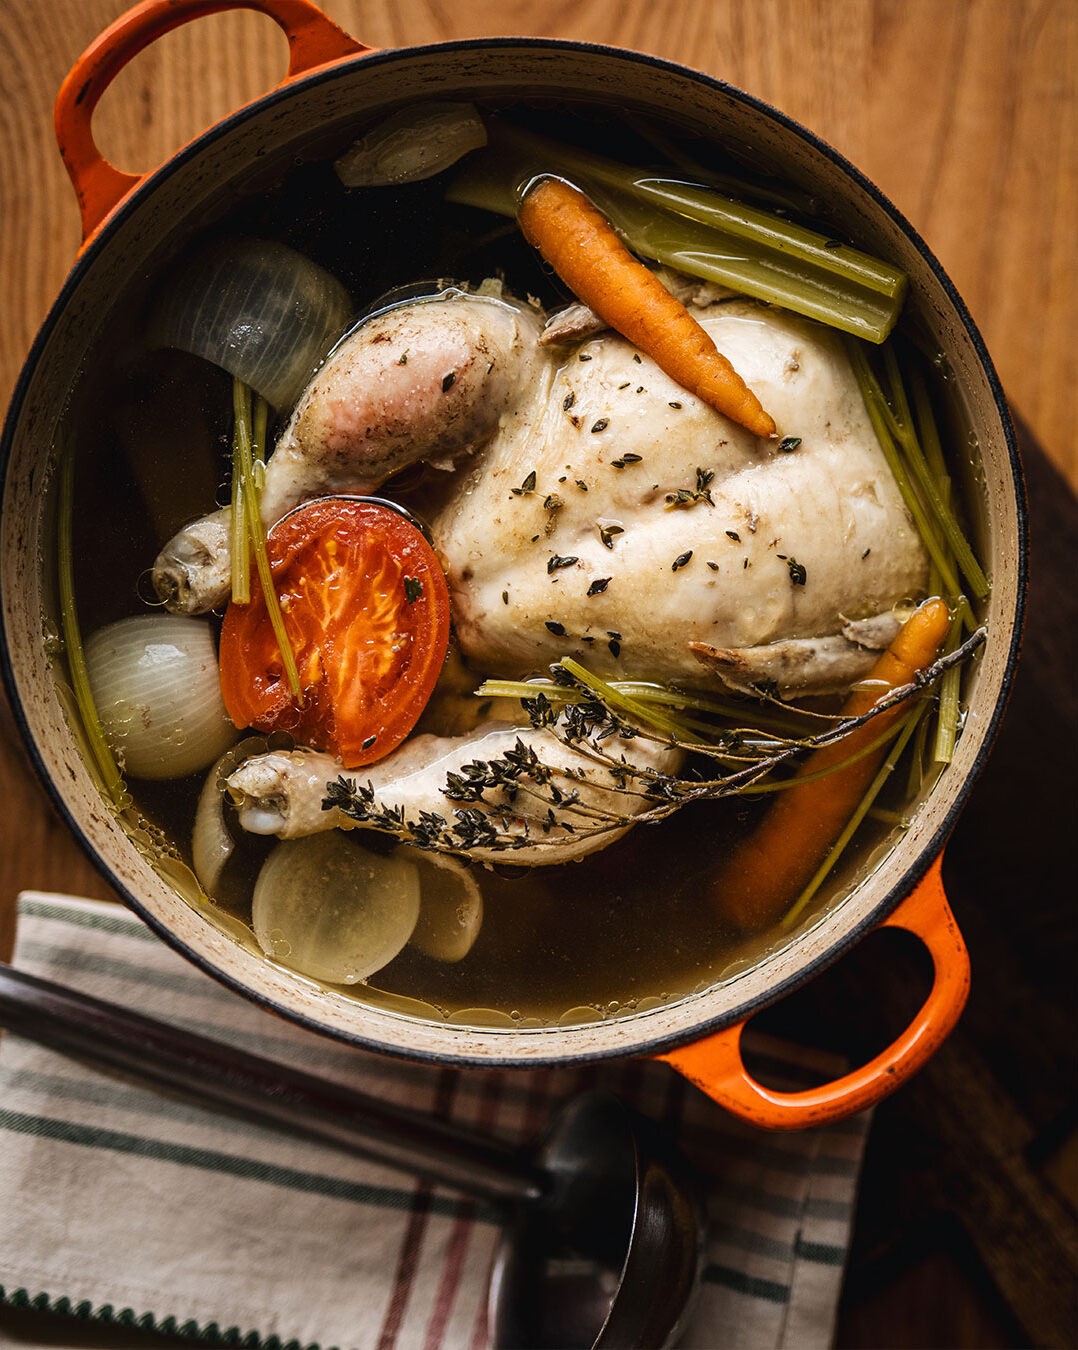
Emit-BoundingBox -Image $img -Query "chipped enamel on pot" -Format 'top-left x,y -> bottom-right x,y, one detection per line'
0,11 -> 1025,1126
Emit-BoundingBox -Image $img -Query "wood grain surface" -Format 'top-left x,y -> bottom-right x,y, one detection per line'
0,3 -> 1075,1348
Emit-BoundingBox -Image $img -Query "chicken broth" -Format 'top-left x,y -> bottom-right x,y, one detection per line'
58,101 -> 986,1027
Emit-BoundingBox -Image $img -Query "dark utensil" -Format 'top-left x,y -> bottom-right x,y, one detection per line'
0,961 -> 703,1349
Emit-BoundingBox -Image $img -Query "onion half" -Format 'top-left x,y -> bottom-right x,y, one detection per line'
150,240 -> 352,412
335,103 -> 487,186
405,849 -> 483,962
192,737 -> 271,895
252,833 -> 420,985
84,615 -> 236,780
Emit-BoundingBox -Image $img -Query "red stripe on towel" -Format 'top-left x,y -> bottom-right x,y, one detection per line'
468,1069 -> 554,1350
423,1072 -> 505,1350
377,1070 -> 458,1350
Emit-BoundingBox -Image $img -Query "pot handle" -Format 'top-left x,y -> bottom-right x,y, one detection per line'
656,854 -> 969,1130
54,0 -> 370,243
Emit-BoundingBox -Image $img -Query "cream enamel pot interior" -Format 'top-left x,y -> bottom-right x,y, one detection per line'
0,0 -> 1026,1130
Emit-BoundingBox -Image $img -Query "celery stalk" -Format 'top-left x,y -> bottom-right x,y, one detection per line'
56,446 -> 126,807
231,379 -> 303,703
780,704 -> 927,929
230,385 -> 251,605
880,347 -> 990,602
448,121 -> 907,343
932,607 -> 965,765
848,342 -> 979,633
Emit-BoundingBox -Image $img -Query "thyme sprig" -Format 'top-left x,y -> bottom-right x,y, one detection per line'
323,633 -> 984,857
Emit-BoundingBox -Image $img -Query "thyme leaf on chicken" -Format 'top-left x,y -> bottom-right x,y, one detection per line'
324,631 -> 984,857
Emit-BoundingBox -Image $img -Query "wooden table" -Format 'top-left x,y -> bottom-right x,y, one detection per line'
1,3 -> 1076,1346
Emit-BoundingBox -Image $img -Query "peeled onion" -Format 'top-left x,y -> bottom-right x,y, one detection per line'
405,849 -> 483,963
253,833 -> 420,984
192,737 -> 268,894
150,239 -> 352,412
84,615 -> 236,780
335,103 -> 487,186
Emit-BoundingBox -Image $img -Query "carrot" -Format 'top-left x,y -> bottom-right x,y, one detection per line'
518,176 -> 777,439
712,597 -> 952,933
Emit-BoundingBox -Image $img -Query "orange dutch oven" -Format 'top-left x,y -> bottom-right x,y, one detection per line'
0,0 -> 1026,1130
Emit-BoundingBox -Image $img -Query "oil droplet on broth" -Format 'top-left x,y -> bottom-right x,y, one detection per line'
635,996 -> 665,1013
267,927 -> 292,959
448,1006 -> 516,1028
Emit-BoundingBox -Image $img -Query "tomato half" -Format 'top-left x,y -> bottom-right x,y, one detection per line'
219,498 -> 450,768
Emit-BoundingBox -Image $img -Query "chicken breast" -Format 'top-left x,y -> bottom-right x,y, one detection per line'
435,302 -> 927,691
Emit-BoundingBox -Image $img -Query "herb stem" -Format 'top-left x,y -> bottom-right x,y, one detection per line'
557,656 -> 702,741
849,342 -> 976,630
738,711 -> 913,795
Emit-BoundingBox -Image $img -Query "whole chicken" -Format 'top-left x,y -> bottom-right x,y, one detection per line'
154,283 -> 926,698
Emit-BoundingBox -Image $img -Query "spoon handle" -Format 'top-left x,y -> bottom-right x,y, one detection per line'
0,963 -> 544,1206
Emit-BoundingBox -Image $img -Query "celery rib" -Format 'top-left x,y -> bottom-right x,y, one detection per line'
56,445 -> 126,807
932,607 -> 965,765
880,346 -> 990,601
448,120 -> 907,343
231,379 -> 303,703
848,342 -> 977,632
780,704 -> 927,930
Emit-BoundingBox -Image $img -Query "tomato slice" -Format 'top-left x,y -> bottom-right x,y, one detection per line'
219,498 -> 450,768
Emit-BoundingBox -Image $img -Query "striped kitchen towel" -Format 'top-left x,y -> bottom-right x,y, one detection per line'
0,893 -> 870,1350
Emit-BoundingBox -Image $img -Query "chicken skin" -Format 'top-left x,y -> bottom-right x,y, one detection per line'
155,283 -> 926,694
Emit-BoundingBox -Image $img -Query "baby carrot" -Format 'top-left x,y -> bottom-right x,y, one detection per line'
712,597 -> 952,933
518,176 -> 777,439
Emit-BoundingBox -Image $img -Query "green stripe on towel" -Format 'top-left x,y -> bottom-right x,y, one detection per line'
702,1264 -> 790,1304
15,898 -> 157,941
0,1109 -> 498,1223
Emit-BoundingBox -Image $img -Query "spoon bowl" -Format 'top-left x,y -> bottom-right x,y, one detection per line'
490,1092 -> 704,1348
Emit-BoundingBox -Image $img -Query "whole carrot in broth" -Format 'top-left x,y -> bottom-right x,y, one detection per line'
517,176 -> 777,439
712,597 -> 952,933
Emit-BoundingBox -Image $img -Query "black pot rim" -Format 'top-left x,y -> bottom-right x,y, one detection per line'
0,34 -> 1029,1072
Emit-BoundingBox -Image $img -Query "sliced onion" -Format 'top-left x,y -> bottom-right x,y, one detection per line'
404,849 -> 483,963
192,737 -> 268,894
84,615 -> 236,780
253,833 -> 420,984
150,239 -> 352,412
335,103 -> 487,186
